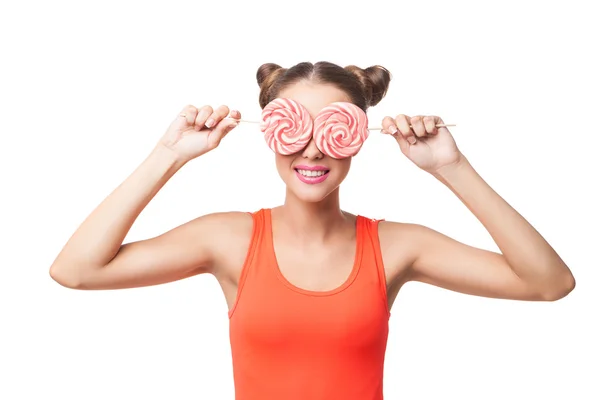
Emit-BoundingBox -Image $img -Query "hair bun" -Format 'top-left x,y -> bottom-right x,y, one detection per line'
344,65 -> 392,108
257,63 -> 286,108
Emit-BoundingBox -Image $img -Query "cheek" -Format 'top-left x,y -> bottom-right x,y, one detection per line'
275,153 -> 294,175
330,158 -> 352,180
338,157 -> 352,171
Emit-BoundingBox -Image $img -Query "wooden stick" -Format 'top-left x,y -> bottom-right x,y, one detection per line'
368,124 -> 455,130
222,117 -> 456,130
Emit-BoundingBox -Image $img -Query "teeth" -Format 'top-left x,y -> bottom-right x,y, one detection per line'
297,169 -> 326,177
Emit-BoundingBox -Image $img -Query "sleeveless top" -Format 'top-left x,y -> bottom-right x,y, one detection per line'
228,208 -> 391,400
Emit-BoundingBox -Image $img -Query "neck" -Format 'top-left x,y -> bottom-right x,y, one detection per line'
276,187 -> 350,242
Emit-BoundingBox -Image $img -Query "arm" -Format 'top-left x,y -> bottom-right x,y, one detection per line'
49,104 -> 240,289
398,156 -> 575,301
49,145 -> 199,289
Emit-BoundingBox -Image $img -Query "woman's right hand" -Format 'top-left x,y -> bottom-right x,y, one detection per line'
158,105 -> 240,162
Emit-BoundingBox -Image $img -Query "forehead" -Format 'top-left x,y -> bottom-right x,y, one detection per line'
277,81 -> 351,117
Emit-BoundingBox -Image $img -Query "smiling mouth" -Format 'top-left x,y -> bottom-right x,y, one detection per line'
294,168 -> 330,177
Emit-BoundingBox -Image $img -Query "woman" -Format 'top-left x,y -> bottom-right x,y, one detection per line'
49,61 -> 575,399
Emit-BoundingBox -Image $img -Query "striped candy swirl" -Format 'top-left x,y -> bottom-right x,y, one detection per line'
260,98 -> 313,155
313,102 -> 369,159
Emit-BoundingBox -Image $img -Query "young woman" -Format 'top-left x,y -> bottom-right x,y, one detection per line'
49,61 -> 575,399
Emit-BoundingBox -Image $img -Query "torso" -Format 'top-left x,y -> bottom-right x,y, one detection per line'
209,208 -> 415,315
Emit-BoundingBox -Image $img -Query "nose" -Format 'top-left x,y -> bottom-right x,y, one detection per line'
301,137 -> 324,160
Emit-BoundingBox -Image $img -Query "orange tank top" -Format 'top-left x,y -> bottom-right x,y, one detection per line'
228,208 -> 391,400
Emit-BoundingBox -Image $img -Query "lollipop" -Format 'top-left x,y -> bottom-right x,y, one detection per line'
260,98 -> 313,155
313,102 -> 369,159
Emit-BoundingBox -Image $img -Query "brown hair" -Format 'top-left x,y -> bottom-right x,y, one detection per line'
256,61 -> 392,112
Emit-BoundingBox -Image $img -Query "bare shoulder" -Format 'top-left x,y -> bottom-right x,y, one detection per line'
378,219 -> 429,244
201,211 -> 254,260
376,220 -> 425,284
196,211 -> 253,236
60,211 -> 254,290
139,209 -> 254,281
200,211 -> 255,280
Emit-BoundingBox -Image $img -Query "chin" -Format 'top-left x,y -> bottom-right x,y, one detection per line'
290,185 -> 338,203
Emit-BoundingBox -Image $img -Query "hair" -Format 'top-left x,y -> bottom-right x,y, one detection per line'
256,61 -> 392,112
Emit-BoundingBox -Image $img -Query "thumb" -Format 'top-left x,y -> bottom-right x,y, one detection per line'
391,129 -> 411,153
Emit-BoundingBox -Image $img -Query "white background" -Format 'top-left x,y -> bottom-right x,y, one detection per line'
1,0 -> 598,399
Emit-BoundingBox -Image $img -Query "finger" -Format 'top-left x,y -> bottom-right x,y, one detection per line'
194,105 -> 213,131
381,116 -> 398,135
394,126 -> 411,153
423,116 -> 438,135
410,115 -> 427,138
229,109 -> 242,122
204,105 -> 230,130
206,118 -> 238,149
434,116 -> 450,133
395,114 -> 417,145
179,105 -> 199,126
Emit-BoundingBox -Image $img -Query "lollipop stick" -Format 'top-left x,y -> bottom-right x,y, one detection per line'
226,118 -> 260,124
368,123 -> 455,131
221,118 -> 456,129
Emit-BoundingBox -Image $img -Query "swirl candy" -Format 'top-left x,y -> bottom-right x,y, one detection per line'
313,102 -> 369,159
260,98 -> 313,155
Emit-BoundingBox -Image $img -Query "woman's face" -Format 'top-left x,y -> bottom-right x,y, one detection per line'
275,81 -> 353,203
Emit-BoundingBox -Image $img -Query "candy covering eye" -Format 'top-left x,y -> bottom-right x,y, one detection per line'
260,98 -> 368,159
246,98 -> 454,158
313,102 -> 369,159
260,98 -> 313,155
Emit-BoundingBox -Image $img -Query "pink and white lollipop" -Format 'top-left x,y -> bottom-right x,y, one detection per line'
313,102 -> 369,159
260,98 -> 313,155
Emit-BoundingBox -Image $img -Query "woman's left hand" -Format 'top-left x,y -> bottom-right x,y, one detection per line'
382,114 -> 463,174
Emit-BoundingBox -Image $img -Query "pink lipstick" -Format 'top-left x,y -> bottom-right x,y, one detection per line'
294,165 -> 330,184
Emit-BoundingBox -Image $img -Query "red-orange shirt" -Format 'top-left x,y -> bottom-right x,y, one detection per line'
229,208 -> 391,399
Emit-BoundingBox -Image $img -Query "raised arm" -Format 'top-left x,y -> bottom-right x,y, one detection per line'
388,157 -> 574,301
49,104 -> 240,289
380,114 -> 575,301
